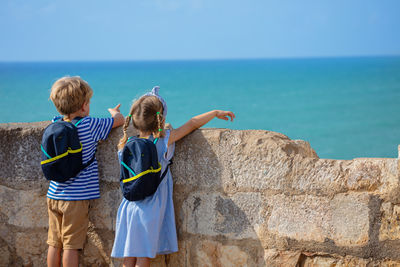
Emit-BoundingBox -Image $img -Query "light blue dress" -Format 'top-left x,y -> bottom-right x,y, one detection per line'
111,130 -> 178,258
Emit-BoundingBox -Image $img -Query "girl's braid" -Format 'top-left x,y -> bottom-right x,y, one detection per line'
154,112 -> 163,138
117,105 -> 135,150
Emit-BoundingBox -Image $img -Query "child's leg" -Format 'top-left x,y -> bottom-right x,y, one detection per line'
63,249 -> 79,267
47,245 -> 61,267
47,199 -> 63,267
136,257 -> 150,267
123,257 -> 137,267
61,200 -> 89,267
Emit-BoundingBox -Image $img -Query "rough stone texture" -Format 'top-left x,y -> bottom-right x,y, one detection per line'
0,122 -> 399,266
183,192 -> 264,239
380,202 -> 400,241
267,193 -> 370,246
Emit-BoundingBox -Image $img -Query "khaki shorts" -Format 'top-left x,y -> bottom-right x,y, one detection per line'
47,198 -> 89,250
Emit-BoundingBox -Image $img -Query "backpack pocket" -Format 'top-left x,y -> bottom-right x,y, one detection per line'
42,149 -> 83,182
121,163 -> 162,201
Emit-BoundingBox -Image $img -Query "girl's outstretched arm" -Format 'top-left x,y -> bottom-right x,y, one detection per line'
168,110 -> 235,146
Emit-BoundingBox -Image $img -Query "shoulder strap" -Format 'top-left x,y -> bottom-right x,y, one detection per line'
52,116 -> 62,123
123,135 -> 167,179
160,159 -> 173,181
82,154 -> 96,169
147,135 -> 158,144
71,116 -> 86,127
72,116 -> 95,170
127,136 -> 158,144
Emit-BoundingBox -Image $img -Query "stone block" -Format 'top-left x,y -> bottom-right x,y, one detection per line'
377,159 -> 400,202
0,123 -> 47,184
182,192 -> 264,239
173,130 -> 225,189
263,249 -> 301,267
15,231 -> 47,267
164,240 -> 189,267
174,129 -> 318,193
83,222 -> 115,266
0,185 -> 47,228
267,194 -> 331,243
302,255 -> 370,267
225,130 -> 319,192
0,242 -> 11,267
330,193 -> 370,246
301,254 -> 400,267
89,189 -> 122,231
290,158 -> 348,195
380,202 -> 400,241
267,193 -> 370,246
346,159 -> 383,191
97,128 -> 127,183
289,158 -> 398,197
191,240 -> 249,267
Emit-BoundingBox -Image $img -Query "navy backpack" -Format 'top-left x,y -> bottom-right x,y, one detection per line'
120,136 -> 171,201
40,117 -> 95,183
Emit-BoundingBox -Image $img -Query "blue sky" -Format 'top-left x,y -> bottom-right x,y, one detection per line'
0,0 -> 399,61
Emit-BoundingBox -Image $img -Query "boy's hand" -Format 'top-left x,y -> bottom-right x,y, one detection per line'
108,104 -> 125,128
108,104 -> 121,116
216,110 -> 235,121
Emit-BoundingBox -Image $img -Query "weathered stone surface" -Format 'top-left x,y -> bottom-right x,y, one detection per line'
290,158 -> 348,196
380,202 -> 400,241
0,241 -> 11,267
1,122 -> 399,266
302,255 -> 370,266
15,231 -> 48,267
97,127 -> 134,183
330,193 -> 370,246
182,192 -> 264,239
89,189 -> 122,231
376,158 -> 400,203
82,222 -> 115,266
265,251 -> 400,267
0,185 -> 47,228
289,157 -> 399,198
173,129 -> 318,193
263,249 -> 301,267
267,193 -> 370,246
190,240 -> 249,267
0,122 -> 49,185
268,194 -> 330,243
173,130 -> 226,189
301,254 -> 400,267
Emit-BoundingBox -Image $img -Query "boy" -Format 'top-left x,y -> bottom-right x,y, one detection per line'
45,76 -> 124,267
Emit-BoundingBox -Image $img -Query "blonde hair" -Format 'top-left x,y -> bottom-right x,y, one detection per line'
50,76 -> 93,115
118,95 -> 165,150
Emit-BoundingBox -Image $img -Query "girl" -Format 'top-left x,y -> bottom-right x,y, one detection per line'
111,87 -> 235,267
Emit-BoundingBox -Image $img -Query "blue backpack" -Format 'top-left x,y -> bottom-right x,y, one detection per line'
40,117 -> 95,183
120,136 -> 171,201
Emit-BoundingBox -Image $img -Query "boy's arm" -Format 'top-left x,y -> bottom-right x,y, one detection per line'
108,104 -> 125,128
168,110 -> 235,146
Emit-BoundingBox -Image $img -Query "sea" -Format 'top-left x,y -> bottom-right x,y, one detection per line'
0,57 -> 399,160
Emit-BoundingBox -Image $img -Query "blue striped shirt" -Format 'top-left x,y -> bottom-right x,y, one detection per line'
47,116 -> 114,201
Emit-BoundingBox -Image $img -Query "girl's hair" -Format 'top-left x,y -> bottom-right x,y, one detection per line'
118,95 -> 165,150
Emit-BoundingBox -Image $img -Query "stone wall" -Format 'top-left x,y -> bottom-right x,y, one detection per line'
0,122 -> 399,267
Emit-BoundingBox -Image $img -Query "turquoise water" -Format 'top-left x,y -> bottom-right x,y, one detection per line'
0,57 -> 399,160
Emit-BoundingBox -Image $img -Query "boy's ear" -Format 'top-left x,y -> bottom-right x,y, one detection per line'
82,102 -> 89,110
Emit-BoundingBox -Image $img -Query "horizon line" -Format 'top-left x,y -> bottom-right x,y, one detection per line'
1,54 -> 400,63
